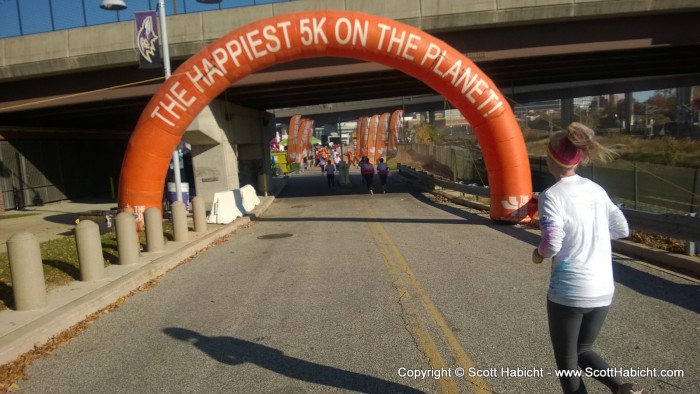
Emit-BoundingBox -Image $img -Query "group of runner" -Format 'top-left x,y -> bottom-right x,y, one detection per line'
359,156 -> 389,195
312,145 -> 390,194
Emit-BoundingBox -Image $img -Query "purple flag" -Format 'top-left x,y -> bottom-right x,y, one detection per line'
135,11 -> 162,69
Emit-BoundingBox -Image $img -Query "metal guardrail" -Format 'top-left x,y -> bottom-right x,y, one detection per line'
397,164 -> 490,197
397,164 -> 700,243
621,210 -> 699,242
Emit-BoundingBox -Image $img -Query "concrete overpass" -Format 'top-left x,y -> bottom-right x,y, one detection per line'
1,0 -> 699,210
2,0 -> 700,127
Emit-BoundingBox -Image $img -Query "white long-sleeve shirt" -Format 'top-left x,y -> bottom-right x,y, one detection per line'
537,175 -> 629,308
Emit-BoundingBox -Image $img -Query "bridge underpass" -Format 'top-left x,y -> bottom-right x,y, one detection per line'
1,7 -> 699,130
1,3 -> 700,212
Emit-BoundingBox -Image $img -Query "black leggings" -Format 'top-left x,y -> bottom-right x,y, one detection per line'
547,299 -> 623,393
363,174 -> 374,191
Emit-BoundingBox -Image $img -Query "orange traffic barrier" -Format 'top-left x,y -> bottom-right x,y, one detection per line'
118,10 -> 531,222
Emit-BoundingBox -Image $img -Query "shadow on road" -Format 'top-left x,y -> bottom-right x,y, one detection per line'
163,327 -> 424,394
407,186 -> 700,313
612,259 -> 700,313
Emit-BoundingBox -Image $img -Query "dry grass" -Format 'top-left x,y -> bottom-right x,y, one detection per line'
389,146 -> 455,181
526,131 -> 700,168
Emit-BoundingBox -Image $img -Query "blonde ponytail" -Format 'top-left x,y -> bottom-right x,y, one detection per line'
565,122 -> 617,165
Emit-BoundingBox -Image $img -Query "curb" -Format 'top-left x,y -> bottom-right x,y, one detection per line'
0,191 -> 280,367
612,239 -> 700,277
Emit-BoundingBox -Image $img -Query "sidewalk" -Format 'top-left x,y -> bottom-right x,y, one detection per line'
0,198 -> 117,255
0,177 -> 288,366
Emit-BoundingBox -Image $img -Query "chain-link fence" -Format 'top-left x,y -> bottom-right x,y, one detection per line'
411,142 -> 700,214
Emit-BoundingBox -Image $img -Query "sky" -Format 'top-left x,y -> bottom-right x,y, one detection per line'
0,0 -> 287,38
635,90 -> 654,102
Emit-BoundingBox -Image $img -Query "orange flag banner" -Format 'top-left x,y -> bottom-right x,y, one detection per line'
387,109 -> 403,158
358,116 -> 370,158
299,118 -> 314,162
366,114 -> 379,164
287,115 -> 302,164
374,113 -> 390,163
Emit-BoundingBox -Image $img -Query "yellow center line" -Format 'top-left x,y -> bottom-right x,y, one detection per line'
366,213 -> 459,393
364,201 -> 492,394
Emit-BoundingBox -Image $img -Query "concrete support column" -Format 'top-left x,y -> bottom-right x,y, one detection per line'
7,232 -> 47,310
257,172 -> 269,197
560,98 -> 574,126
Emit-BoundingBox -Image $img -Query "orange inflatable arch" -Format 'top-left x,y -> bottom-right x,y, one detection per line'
118,10 -> 531,222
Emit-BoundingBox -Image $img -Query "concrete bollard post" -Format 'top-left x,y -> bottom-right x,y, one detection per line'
144,207 -> 165,252
116,211 -> 140,265
338,160 -> 350,187
171,201 -> 188,242
192,196 -> 207,233
75,220 -> 105,281
257,173 -> 269,196
685,213 -> 698,256
7,232 -> 47,310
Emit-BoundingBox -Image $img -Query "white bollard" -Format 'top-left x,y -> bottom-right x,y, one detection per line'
144,207 -> 165,252
7,232 -> 47,310
116,211 -> 140,265
171,201 -> 188,242
192,196 -> 207,233
75,220 -> 105,281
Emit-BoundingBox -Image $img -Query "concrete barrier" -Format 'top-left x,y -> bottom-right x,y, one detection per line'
235,184 -> 260,214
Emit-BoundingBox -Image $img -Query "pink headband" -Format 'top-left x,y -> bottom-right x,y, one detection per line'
547,138 -> 583,168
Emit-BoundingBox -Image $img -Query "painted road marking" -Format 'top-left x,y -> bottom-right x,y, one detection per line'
364,201 -> 491,394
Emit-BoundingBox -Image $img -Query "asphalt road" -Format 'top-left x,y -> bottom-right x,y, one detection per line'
11,169 -> 700,393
